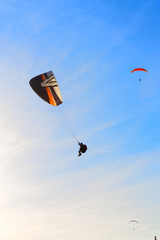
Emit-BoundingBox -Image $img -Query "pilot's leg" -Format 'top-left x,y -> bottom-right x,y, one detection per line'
78,150 -> 82,157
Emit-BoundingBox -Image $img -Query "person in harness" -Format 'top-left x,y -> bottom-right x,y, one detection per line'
78,142 -> 87,157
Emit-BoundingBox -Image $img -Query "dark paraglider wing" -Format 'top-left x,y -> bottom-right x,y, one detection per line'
129,220 -> 139,223
131,68 -> 148,73
29,71 -> 63,106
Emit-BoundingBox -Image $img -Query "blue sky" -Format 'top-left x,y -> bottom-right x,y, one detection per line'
0,0 -> 160,239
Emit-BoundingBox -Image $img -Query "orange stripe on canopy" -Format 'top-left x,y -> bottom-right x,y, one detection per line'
131,68 -> 148,73
41,74 -> 56,106
46,87 -> 56,106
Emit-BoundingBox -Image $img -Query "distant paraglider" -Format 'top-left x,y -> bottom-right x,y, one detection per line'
129,220 -> 139,231
131,68 -> 148,82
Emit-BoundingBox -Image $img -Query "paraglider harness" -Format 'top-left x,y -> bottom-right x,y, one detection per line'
78,142 -> 87,157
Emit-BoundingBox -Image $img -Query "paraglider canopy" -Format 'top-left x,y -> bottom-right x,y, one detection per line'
131,68 -> 148,73
29,71 -> 63,106
129,220 -> 138,223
